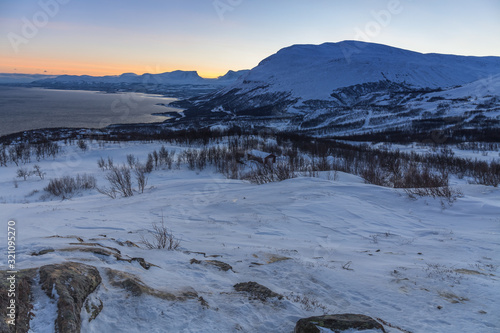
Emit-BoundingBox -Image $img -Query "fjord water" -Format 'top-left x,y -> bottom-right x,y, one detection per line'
0,87 -> 179,136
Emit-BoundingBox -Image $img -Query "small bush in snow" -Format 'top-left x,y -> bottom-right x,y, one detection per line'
141,217 -> 180,250
77,139 -> 88,151
126,154 -> 136,168
100,165 -> 134,198
32,165 -> 45,179
44,174 -> 97,199
134,163 -> 149,194
16,167 -> 30,181
242,161 -> 295,184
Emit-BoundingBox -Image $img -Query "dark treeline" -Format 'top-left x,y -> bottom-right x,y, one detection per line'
331,127 -> 500,144
2,127 -> 499,197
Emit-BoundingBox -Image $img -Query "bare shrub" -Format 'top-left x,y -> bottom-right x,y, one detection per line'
32,165 -> 45,179
134,163 -> 148,193
392,162 -> 463,205
126,154 -> 136,168
101,165 -> 133,198
405,186 -> 463,206
158,146 -> 175,169
285,292 -> 328,313
107,157 -> 114,169
16,167 -> 30,181
44,174 -> 97,199
472,161 -> 500,187
361,167 -> 388,186
141,217 -> 180,250
145,153 -> 154,173
97,157 -> 107,170
77,139 -> 88,151
242,161 -> 289,184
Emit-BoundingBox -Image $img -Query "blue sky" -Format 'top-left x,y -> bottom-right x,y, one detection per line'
1,0 -> 499,77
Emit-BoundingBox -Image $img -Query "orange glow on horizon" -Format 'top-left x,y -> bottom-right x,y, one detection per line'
0,56 -> 229,79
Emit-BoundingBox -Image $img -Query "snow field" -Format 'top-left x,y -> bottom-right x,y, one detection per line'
0,141 -> 499,332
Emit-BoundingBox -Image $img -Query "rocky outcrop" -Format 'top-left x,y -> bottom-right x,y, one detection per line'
39,262 -> 102,333
32,245 -> 158,270
233,281 -> 283,301
294,314 -> 386,333
105,268 -> 198,301
0,262 -> 101,333
190,258 -> 233,272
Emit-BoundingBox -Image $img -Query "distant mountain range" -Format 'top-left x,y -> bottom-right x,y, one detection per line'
172,41 -> 500,137
32,69 -> 250,85
0,73 -> 57,84
1,70 -> 250,99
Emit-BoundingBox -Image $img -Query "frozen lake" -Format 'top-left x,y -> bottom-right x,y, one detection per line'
0,87 -> 181,136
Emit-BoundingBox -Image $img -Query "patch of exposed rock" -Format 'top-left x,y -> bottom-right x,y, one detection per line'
0,262 -> 101,333
105,268 -> 198,301
190,258 -> 233,271
233,281 -> 283,301
31,246 -> 157,270
39,262 -> 102,333
294,314 -> 386,333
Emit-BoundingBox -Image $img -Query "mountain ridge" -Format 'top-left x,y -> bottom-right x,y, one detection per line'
33,69 -> 250,85
172,41 -> 500,136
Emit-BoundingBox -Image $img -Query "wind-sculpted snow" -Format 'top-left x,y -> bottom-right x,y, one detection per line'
1,141 -> 499,332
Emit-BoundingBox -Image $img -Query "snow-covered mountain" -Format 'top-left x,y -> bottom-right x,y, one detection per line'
177,41 -> 500,136
34,70 -> 248,86
217,69 -> 251,81
32,70 -> 250,98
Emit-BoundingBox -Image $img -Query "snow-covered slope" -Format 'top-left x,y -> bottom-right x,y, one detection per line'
235,41 -> 500,100
217,70 -> 251,81
1,141 -> 499,332
179,41 -> 500,135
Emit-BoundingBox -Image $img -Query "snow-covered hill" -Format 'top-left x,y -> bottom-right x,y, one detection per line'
177,41 -> 500,135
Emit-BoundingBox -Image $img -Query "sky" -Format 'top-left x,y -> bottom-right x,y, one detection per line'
1,0 -> 499,78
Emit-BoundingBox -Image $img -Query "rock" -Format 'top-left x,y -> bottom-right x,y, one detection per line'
31,248 -> 55,256
454,268 -> 483,275
205,260 -> 233,272
31,246 -> 158,270
69,242 -> 122,254
253,252 -> 292,264
39,262 -> 102,333
85,297 -> 104,322
105,268 -> 196,301
190,258 -> 233,271
233,281 -> 283,301
294,314 -> 386,333
116,256 -> 159,270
